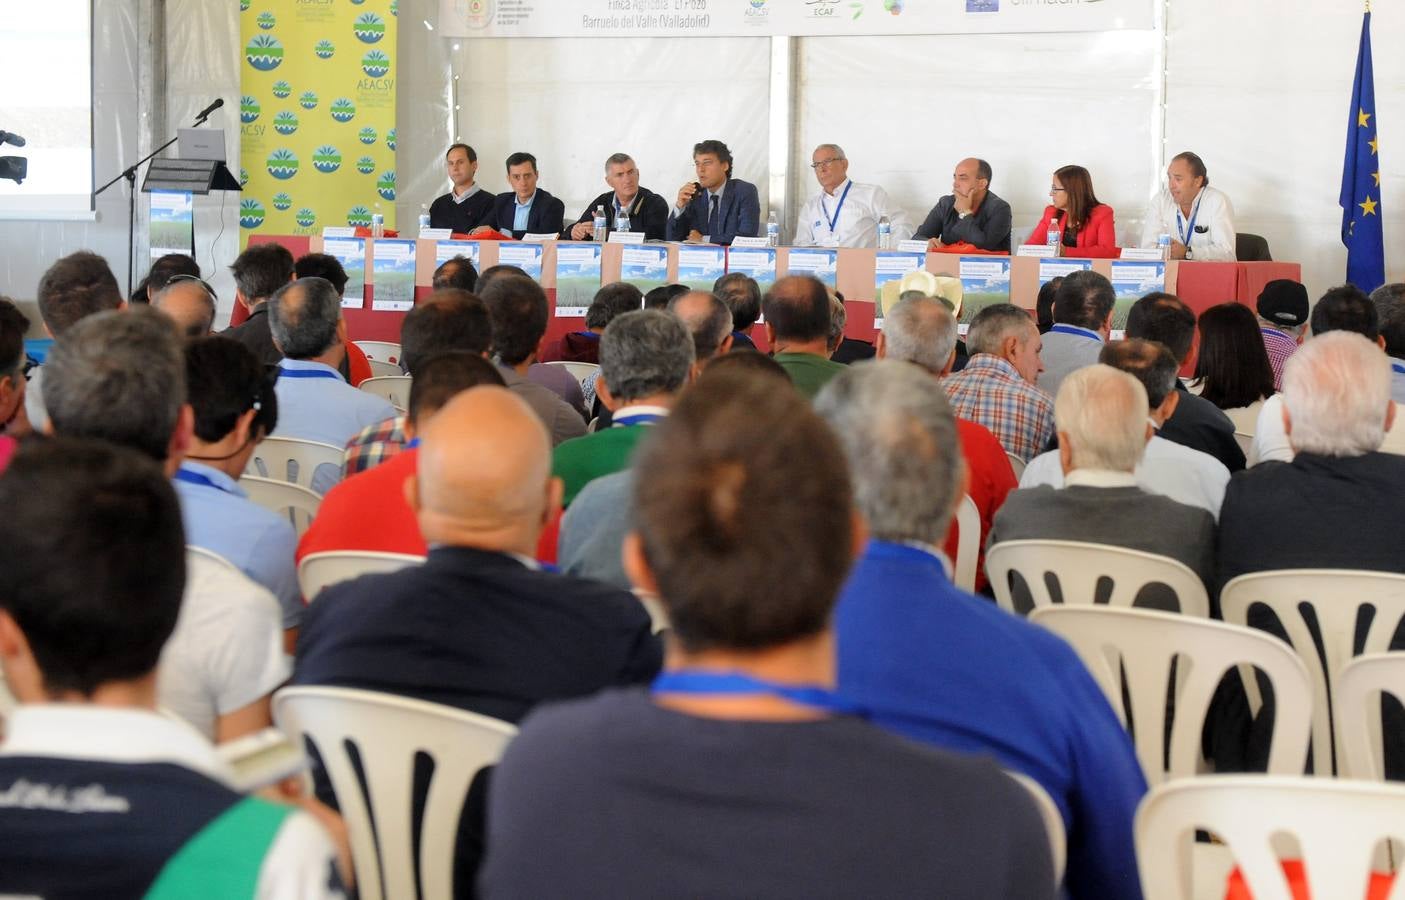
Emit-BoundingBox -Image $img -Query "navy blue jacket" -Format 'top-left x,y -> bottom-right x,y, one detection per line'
667,178 -> 760,246
487,189 -> 567,239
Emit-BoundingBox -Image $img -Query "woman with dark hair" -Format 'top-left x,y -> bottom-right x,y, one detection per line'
1035,275 -> 1063,333
1190,302 -> 1275,436
1026,165 -> 1119,258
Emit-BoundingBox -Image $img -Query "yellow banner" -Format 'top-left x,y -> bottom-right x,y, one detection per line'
239,0 -> 397,241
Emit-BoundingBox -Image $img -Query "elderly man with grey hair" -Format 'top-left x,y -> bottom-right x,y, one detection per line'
267,276 -> 395,494
552,309 -> 694,506
668,290 -> 734,368
941,302 -> 1054,461
875,295 -> 1016,590
154,276 -> 217,338
817,360 -> 1147,900
563,152 -> 671,242
989,364 -> 1216,607
793,144 -> 912,248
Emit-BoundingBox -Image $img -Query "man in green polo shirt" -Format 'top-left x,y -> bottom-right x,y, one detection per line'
765,275 -> 848,399
553,309 -> 695,506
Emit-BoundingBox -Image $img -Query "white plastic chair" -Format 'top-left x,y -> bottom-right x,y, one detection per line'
354,340 -> 403,365
952,495 -> 981,592
273,686 -> 516,900
246,435 -> 344,493
1336,653 -> 1405,781
1135,775 -> 1405,900
1005,451 -> 1027,479
298,550 -> 424,602
986,539 -> 1210,617
359,375 -> 412,411
366,358 -> 403,378
1221,569 -> 1405,774
544,360 -> 600,383
239,476 -> 321,537
1031,606 -> 1311,785
1006,770 -> 1066,889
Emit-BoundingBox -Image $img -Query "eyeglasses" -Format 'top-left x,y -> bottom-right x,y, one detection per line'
1049,186 -> 1067,194
164,273 -> 219,300
811,157 -> 844,170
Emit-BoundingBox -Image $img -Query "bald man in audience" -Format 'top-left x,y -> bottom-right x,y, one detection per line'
668,289 -> 733,369
153,277 -> 217,338
876,295 -> 1017,589
818,361 -> 1146,900
294,385 -> 660,896
1019,339 -> 1230,519
942,303 -> 1054,462
765,275 -> 847,399
989,364 -> 1216,611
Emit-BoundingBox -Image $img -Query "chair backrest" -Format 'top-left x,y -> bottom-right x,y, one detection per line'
298,550 -> 425,602
359,375 -> 412,411
1221,569 -> 1405,774
951,494 -> 981,592
1232,431 -> 1254,458
1335,653 -> 1405,782
1005,451 -> 1027,479
246,435 -> 344,493
1006,770 -> 1066,889
1031,606 -> 1311,785
353,340 -> 403,365
366,358 -> 403,378
273,686 -> 516,900
1234,233 -> 1272,262
1135,775 -> 1405,900
239,476 -> 322,537
987,539 -> 1210,617
544,360 -> 600,383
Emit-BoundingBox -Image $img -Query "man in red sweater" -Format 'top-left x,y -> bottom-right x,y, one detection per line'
876,295 -> 1017,590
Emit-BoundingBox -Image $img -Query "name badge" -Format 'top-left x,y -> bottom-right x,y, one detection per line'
522,233 -> 559,243
1015,244 -> 1057,257
896,239 -> 929,254
607,231 -> 646,245
419,227 -> 451,240
322,226 -> 355,237
731,236 -> 770,248
1119,247 -> 1165,261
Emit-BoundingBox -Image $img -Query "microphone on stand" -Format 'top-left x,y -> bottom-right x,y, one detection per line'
193,98 -> 224,124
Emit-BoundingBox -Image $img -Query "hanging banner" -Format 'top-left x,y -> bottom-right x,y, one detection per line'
438,0 -> 1153,39
239,0 -> 398,244
149,190 -> 194,260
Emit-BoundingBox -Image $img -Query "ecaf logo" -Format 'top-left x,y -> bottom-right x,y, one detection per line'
804,0 -> 840,15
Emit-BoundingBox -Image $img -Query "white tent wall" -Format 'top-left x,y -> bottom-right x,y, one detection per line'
2,1 -> 1399,321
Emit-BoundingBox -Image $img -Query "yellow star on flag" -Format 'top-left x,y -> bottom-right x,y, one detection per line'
1360,195 -> 1378,216
1369,136 -> 1379,155
1359,108 -> 1372,127
1374,171 -> 1382,187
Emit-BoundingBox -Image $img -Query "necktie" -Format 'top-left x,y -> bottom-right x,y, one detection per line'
707,194 -> 720,238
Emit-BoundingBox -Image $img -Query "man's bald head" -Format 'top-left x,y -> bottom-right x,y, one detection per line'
153,280 -> 217,338
411,386 -> 559,554
668,290 -> 732,361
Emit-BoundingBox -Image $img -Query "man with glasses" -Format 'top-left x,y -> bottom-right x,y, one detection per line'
564,153 -> 670,242
794,144 -> 912,248
913,157 -> 1013,253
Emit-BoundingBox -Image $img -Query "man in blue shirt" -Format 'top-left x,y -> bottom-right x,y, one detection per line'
485,152 -> 566,239
176,336 -> 302,641
267,277 -> 396,494
815,360 -> 1147,900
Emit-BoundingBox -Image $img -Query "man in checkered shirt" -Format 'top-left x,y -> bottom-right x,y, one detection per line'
1254,279 -> 1308,392
942,303 -> 1054,462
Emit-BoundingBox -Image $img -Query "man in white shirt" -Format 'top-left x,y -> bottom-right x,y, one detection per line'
1020,339 -> 1230,518
794,144 -> 912,248
1139,151 -> 1236,262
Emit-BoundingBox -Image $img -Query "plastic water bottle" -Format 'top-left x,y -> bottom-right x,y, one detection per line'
766,211 -> 780,248
1157,233 -> 1171,261
616,205 -> 631,233
1045,221 -> 1060,257
418,204 -> 431,233
877,215 -> 892,250
593,205 -> 607,242
371,212 -> 385,238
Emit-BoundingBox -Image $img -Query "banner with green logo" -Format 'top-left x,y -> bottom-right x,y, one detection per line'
239,0 -> 397,243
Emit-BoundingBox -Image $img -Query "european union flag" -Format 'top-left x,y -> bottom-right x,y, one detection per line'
1340,9 -> 1384,293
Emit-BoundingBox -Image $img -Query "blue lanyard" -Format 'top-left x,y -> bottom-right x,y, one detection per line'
174,467 -> 238,495
405,438 -> 421,449
652,670 -> 862,716
821,181 -> 852,234
1049,323 -> 1102,342
1176,195 -> 1202,248
276,366 -> 340,381
1392,360 -> 1405,376
613,413 -> 664,428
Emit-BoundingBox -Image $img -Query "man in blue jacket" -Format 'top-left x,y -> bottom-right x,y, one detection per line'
667,139 -> 760,246
487,152 -> 566,239
816,360 -> 1148,900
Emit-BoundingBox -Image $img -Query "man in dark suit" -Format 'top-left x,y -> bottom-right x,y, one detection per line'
563,153 -> 669,242
667,139 -> 760,246
221,242 -> 295,366
486,152 -> 566,239
1126,291 -> 1246,472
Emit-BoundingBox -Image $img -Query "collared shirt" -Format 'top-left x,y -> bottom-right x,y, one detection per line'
452,183 -> 482,204
1037,324 -> 1105,398
1260,327 -> 1299,391
1250,393 -> 1405,465
271,358 -> 397,495
1063,468 -> 1139,489
342,413 -> 407,478
173,460 -> 303,627
513,192 -> 537,232
942,355 -> 1056,462
610,403 -> 669,425
1021,435 -> 1231,519
897,540 -> 955,578
1391,357 -> 1405,405
1139,184 -> 1236,261
794,179 -> 914,248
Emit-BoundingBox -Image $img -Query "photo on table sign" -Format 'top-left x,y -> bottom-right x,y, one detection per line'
497,243 -> 544,281
786,249 -> 838,289
434,240 -> 481,272
149,190 -> 194,258
956,257 -> 1012,325
324,237 -> 367,309
1109,261 -> 1166,330
371,239 -> 417,312
726,248 -> 777,296
620,245 -> 670,294
555,243 -> 603,316
676,246 -> 727,292
874,250 -> 926,321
